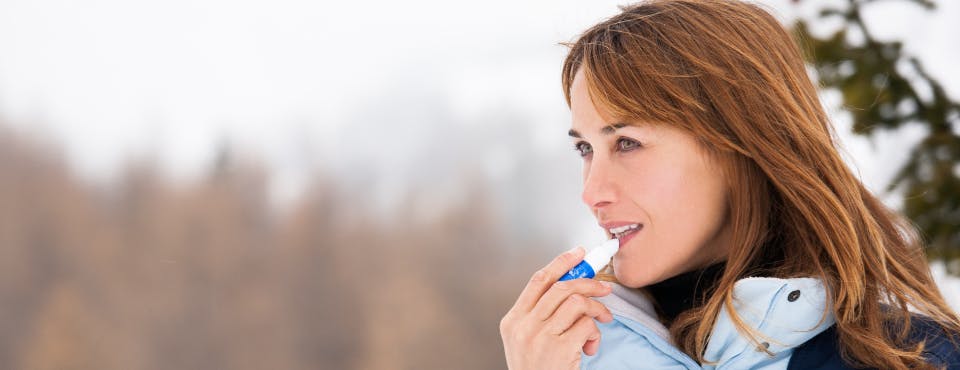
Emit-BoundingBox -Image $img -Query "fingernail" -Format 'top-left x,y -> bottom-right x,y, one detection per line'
566,246 -> 583,255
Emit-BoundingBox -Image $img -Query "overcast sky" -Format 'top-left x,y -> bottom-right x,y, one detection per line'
0,0 -> 957,244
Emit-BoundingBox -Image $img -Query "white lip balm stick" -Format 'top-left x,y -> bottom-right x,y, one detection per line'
558,239 -> 620,281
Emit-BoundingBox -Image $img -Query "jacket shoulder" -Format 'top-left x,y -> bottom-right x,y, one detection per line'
909,314 -> 960,368
788,314 -> 960,370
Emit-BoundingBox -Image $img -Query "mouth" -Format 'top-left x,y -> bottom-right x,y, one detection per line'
607,223 -> 643,241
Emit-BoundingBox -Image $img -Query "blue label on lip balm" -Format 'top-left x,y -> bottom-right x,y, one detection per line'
559,261 -> 596,281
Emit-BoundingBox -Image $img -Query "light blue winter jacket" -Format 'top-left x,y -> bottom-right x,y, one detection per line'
581,277 -> 835,370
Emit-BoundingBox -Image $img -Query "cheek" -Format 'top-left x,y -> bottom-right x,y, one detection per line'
615,159 -> 728,285
655,168 -> 726,237
652,169 -> 726,233
629,160 -> 716,230
662,180 -> 727,252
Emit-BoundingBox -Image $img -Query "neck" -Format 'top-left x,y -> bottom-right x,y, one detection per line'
645,262 -> 726,326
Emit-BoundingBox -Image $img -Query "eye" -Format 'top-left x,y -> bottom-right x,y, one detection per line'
616,137 -> 641,152
573,141 -> 593,157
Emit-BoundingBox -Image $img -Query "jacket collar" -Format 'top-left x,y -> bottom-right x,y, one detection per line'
596,282 -> 673,343
704,277 -> 836,365
593,277 -> 836,367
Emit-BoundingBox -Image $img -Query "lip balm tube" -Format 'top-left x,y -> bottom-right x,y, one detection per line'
558,238 -> 620,281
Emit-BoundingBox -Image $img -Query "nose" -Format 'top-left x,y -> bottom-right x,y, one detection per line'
581,156 -> 618,210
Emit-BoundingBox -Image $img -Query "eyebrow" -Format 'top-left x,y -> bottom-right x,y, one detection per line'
567,122 -> 629,138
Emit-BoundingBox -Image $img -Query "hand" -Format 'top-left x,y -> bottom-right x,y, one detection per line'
499,247 -> 615,370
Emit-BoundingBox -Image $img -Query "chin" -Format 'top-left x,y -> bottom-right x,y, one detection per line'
613,259 -> 672,288
612,264 -> 652,288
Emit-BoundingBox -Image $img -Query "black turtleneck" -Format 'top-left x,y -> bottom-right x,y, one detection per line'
645,262 -> 726,325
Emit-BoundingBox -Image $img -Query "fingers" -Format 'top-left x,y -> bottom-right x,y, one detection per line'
501,247 -> 614,366
562,315 -> 601,353
541,292 -> 613,336
510,247 -> 586,314
531,278 -> 612,322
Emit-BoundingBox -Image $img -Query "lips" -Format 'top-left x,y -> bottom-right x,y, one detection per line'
615,225 -> 642,247
600,221 -> 644,245
609,224 -> 640,239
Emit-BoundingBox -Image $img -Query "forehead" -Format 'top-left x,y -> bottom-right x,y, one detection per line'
570,70 -> 610,124
570,71 -> 657,137
569,69 -> 660,132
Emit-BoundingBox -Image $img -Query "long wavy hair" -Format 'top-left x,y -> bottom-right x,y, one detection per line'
560,0 -> 960,368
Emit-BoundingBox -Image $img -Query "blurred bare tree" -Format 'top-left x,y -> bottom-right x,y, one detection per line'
0,119 -> 560,369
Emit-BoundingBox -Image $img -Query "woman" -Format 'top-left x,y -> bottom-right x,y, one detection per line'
498,1 -> 960,369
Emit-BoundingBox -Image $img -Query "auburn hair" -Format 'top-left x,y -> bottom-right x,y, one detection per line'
560,1 -> 960,369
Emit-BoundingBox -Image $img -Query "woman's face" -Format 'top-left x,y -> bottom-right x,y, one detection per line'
568,70 -> 732,288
